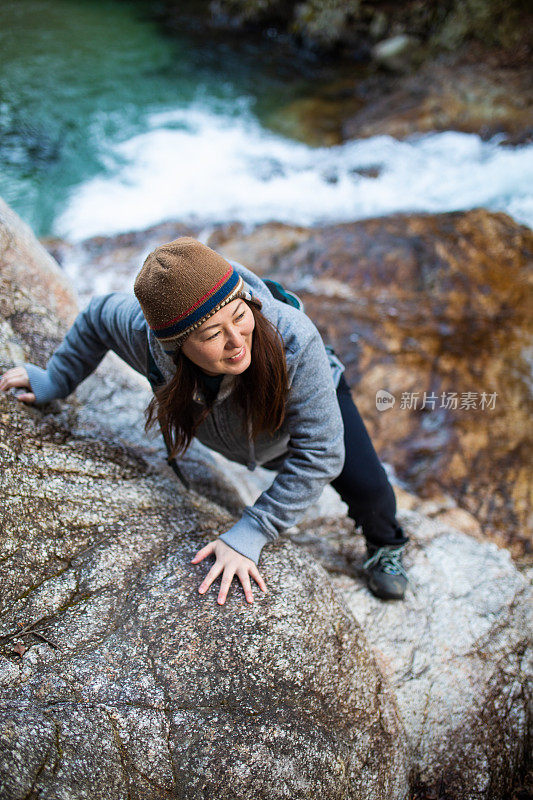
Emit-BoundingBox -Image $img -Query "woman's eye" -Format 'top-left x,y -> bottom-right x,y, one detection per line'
203,311 -> 245,341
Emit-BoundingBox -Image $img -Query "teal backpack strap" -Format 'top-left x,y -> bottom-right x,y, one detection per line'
263,278 -> 305,313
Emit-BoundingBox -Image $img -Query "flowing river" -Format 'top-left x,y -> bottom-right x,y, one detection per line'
2,0 -> 533,241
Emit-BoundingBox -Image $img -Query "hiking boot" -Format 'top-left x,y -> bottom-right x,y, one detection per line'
363,543 -> 408,601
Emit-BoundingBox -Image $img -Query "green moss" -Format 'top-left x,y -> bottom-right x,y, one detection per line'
291,0 -> 361,46
435,0 -> 532,50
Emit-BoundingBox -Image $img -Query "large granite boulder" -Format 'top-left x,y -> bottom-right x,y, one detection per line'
217,460 -> 533,799
0,196 -> 77,367
0,403 -> 408,799
0,204 -> 409,797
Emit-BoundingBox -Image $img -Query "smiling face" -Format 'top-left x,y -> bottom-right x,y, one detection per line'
181,298 -> 255,376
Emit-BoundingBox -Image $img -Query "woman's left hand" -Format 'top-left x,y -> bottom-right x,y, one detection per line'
191,539 -> 268,606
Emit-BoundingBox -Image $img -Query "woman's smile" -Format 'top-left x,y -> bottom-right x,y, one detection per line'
226,345 -> 246,362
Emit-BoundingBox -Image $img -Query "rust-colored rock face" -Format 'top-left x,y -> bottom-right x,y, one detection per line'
340,56 -> 533,145
267,53 -> 532,147
211,210 -> 533,559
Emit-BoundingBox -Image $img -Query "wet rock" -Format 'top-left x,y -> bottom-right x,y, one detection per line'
266,90 -> 364,146
208,222 -> 310,273
268,48 -> 532,146
0,202 -> 409,798
209,210 -> 533,560
372,34 -> 422,73
341,48 -> 533,144
350,165 -> 381,179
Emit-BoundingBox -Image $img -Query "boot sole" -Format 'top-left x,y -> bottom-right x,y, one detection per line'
367,576 -> 406,601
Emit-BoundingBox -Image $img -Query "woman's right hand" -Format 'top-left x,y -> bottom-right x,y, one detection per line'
0,366 -> 36,404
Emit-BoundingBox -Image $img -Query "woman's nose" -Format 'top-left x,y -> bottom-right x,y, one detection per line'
225,327 -> 244,349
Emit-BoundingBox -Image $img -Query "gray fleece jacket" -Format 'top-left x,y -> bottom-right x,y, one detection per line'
25,260 -> 346,564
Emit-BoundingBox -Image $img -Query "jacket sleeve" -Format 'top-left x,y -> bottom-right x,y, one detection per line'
25,293 -> 148,405
219,331 -> 345,564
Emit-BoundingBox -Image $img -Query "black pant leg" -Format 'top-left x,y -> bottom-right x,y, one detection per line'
331,374 -> 408,547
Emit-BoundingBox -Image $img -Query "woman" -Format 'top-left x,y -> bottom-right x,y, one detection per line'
0,237 -> 409,604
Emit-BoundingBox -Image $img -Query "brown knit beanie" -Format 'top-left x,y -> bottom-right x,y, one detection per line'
134,237 -> 261,352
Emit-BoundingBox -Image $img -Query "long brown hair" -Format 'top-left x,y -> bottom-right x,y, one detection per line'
145,303 -> 289,459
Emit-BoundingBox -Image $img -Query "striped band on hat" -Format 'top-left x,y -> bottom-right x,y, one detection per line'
153,269 -> 242,341
157,276 -> 245,351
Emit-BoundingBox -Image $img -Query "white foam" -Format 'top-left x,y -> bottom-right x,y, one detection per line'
55,105 -> 533,240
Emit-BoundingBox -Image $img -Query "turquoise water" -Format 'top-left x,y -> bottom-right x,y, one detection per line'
2,0 -> 533,240
0,0 -> 312,235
